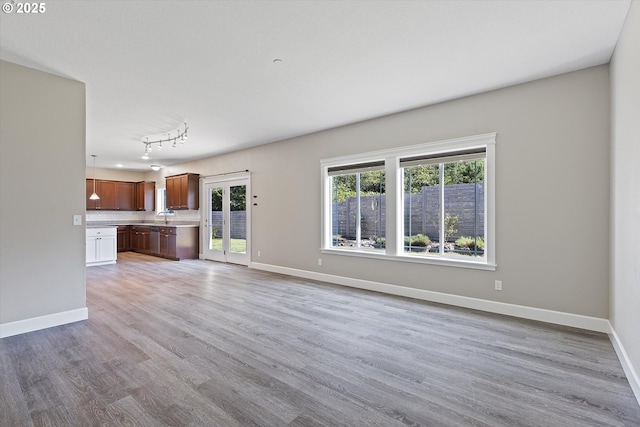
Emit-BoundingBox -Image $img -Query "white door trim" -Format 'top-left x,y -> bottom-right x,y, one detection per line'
201,173 -> 251,265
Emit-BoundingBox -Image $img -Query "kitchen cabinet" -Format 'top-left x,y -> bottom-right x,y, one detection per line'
86,179 -> 98,210
101,223 -> 199,261
136,181 -> 155,211
117,225 -> 130,252
86,179 -> 136,210
166,176 -> 177,209
129,227 -> 139,251
130,226 -> 151,254
116,182 -> 135,210
86,179 -> 115,210
159,227 -> 177,259
86,227 -> 117,266
96,180 -> 117,210
166,173 -> 199,210
159,226 -> 199,260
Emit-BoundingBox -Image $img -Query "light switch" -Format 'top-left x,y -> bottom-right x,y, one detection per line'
73,215 -> 83,225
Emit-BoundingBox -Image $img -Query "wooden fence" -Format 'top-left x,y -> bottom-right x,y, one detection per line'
332,183 -> 484,242
210,211 -> 246,239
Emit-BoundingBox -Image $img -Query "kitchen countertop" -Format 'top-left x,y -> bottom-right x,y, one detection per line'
87,221 -> 199,228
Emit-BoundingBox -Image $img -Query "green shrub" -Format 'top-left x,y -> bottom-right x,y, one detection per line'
455,236 -> 484,250
455,236 -> 472,248
405,234 -> 431,247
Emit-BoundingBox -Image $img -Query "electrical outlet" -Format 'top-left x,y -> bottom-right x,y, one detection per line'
495,280 -> 502,291
258,250 -> 261,257
73,215 -> 82,225
318,258 -> 322,266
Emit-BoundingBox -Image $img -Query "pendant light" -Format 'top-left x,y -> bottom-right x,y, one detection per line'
89,154 -> 100,200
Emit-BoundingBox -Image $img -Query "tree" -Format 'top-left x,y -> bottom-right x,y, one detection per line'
444,213 -> 459,242
210,186 -> 246,211
229,186 -> 246,211
443,160 -> 484,185
211,188 -> 222,210
404,160 -> 483,193
332,159 -> 483,202
404,164 -> 439,192
332,170 -> 385,202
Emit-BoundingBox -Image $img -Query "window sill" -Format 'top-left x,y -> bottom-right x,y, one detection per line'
320,248 -> 496,271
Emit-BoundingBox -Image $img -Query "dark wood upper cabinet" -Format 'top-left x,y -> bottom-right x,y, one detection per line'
165,176 -> 176,210
116,182 -> 135,211
135,181 -> 155,211
95,180 -> 117,210
166,173 -> 199,210
86,179 -> 98,210
86,179 -> 144,211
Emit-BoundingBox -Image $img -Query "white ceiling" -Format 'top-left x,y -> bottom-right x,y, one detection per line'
0,0 -> 631,171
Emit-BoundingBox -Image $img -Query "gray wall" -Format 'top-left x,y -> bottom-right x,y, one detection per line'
0,60 -> 86,325
167,65 -> 611,319
610,0 -> 640,390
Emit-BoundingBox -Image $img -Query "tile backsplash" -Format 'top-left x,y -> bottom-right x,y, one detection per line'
86,210 -> 200,223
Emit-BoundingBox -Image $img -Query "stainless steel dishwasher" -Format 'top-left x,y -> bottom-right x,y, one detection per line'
150,226 -> 160,255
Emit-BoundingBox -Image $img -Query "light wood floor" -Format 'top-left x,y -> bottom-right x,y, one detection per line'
1,252 -> 639,426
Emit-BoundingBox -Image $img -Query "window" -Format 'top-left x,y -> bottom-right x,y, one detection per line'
329,162 -> 386,251
321,133 -> 496,270
402,149 -> 485,259
156,188 -> 173,216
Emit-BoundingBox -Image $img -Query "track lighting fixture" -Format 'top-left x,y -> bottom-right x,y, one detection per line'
141,123 -> 188,155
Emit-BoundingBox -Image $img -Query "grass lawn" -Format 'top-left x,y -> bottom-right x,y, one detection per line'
210,238 -> 246,253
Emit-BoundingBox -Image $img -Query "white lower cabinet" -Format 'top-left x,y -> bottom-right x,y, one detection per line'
86,227 -> 117,266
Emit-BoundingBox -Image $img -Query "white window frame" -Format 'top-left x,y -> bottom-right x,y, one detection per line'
321,132 -> 496,271
327,161 -> 387,252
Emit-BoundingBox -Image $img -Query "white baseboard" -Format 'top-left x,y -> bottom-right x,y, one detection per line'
250,262 -> 611,333
609,325 -> 640,406
0,307 -> 88,339
87,261 -> 116,267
